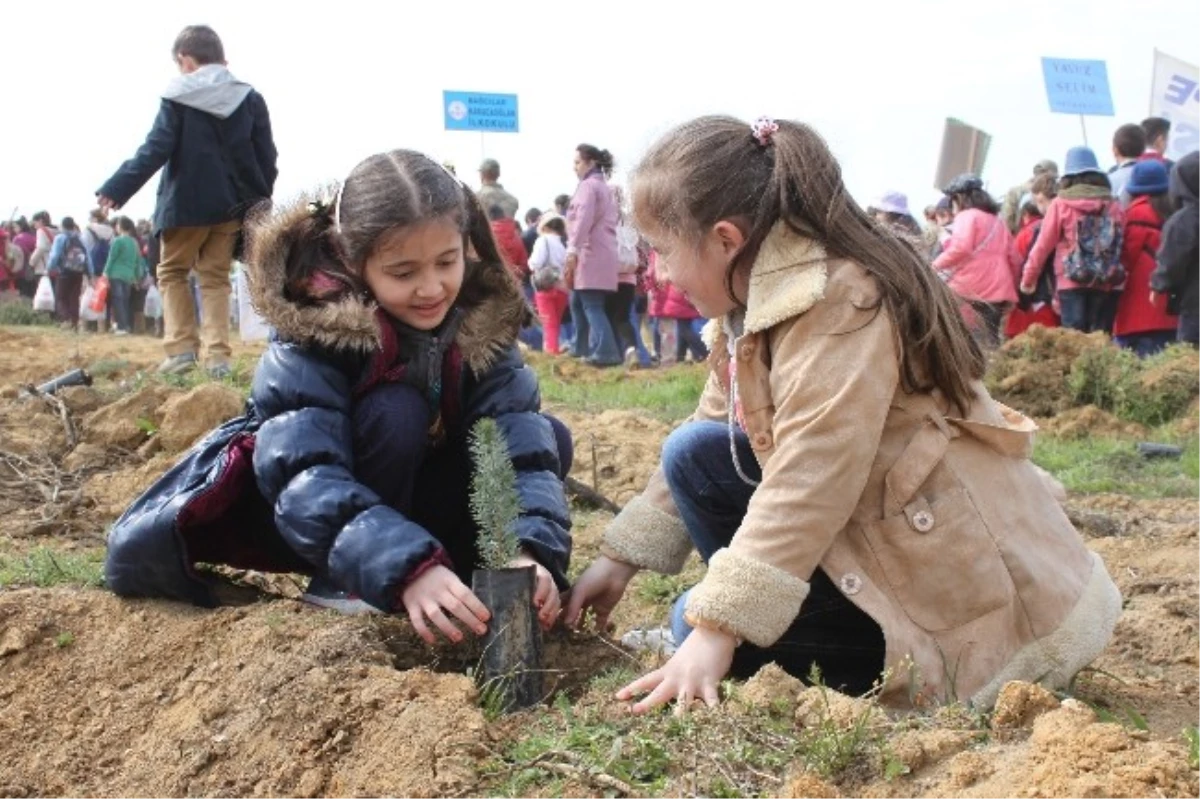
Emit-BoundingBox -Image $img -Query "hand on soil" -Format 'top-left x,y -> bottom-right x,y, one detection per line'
616,626 -> 736,716
562,555 -> 639,631
509,553 -> 561,630
399,565 -> 490,645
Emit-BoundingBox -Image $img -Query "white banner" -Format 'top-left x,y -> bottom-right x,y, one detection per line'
1150,50 -> 1199,161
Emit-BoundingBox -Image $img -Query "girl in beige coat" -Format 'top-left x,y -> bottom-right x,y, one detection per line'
564,116 -> 1121,714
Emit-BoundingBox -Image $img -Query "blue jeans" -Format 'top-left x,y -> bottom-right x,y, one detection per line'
1058,289 -> 1118,334
1179,314 -> 1199,347
661,420 -> 884,695
570,289 -> 622,364
352,383 -> 573,581
108,278 -> 133,332
629,304 -> 654,366
518,281 -> 543,352
1114,330 -> 1176,358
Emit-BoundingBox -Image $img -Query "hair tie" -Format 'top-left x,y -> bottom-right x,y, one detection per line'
751,116 -> 779,147
332,183 -> 345,233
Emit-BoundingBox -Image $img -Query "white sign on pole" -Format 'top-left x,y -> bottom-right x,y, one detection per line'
1149,50 -> 1200,161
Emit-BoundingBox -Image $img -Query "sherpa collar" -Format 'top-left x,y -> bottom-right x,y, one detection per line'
244,194 -> 526,374
742,222 -> 829,335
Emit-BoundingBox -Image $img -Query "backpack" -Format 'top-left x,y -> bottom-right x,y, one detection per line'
1062,208 -> 1124,287
88,232 -> 110,277
1017,222 -> 1057,310
616,221 -> 640,273
62,234 -> 90,274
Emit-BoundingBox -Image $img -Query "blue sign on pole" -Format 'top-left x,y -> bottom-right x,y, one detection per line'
1041,58 -> 1115,116
443,91 -> 519,133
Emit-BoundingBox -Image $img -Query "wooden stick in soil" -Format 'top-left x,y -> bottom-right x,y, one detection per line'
564,475 -> 621,514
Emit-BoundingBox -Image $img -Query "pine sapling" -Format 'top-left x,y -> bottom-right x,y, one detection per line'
469,418 -> 522,570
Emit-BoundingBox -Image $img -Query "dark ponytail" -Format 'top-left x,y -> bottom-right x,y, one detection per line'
577,144 -> 615,177
266,195 -> 363,306
631,115 -> 986,415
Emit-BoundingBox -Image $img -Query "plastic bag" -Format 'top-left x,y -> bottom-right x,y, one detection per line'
80,287 -> 105,322
143,284 -> 163,319
33,276 -> 55,312
89,275 -> 109,313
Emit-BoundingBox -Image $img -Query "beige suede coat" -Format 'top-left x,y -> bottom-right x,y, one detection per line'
603,223 -> 1122,709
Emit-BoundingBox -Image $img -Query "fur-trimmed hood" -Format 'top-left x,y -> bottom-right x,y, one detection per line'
244,194 -> 528,374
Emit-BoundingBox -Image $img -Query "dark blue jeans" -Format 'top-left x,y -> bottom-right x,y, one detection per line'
1179,314 -> 1199,348
108,278 -> 133,332
676,318 -> 709,362
661,420 -> 884,695
1114,330 -> 1176,358
1058,289 -> 1118,334
351,383 -> 573,582
570,288 -> 622,365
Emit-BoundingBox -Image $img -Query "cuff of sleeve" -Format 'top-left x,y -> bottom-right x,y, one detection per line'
683,548 -> 811,648
600,495 -> 693,574
397,548 -> 454,598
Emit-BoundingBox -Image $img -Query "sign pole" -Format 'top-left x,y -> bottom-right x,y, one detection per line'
1079,115 -> 1089,147
480,131 -> 486,165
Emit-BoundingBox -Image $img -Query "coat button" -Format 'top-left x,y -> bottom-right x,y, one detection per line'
839,573 -> 863,595
739,342 -> 755,360
753,432 -> 772,449
911,510 -> 935,533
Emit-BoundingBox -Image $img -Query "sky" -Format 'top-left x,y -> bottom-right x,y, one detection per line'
3,0 -> 1197,226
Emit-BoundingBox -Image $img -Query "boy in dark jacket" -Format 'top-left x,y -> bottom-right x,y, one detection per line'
97,25 -> 278,378
1150,151 -> 1199,346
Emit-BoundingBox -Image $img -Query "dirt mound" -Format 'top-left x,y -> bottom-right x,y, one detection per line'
555,408 -> 674,506
1039,405 -> 1148,439
158,384 -> 245,454
987,327 -> 1109,417
82,384 -> 176,450
0,590 -> 488,797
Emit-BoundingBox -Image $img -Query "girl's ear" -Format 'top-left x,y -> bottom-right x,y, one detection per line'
712,220 -> 746,259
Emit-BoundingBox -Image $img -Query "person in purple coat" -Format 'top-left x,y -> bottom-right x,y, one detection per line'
564,144 -> 623,366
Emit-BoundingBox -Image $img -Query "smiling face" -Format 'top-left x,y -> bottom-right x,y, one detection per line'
643,221 -> 746,319
362,217 -> 465,331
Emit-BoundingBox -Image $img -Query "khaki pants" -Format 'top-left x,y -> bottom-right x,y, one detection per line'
159,221 -> 239,365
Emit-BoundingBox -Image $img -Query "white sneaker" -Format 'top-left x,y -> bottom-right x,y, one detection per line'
620,626 -> 678,656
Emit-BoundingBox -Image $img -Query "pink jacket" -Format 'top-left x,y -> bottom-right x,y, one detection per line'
646,254 -> 701,319
1021,193 -> 1125,294
566,170 -> 619,292
931,209 -> 1019,303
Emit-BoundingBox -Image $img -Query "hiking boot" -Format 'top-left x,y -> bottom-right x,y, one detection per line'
157,352 -> 198,375
301,575 -> 378,615
207,362 -> 233,380
620,626 -> 678,656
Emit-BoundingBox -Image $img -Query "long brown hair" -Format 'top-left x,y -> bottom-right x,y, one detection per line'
248,149 -> 505,312
631,115 -> 985,412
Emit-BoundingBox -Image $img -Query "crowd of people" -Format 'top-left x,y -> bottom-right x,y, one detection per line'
866,116 -> 1197,357
12,21 -> 1161,719
2,210 -> 160,336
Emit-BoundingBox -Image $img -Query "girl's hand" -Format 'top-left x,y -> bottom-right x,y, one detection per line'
616,626 -> 737,715
564,253 -> 578,289
509,552 -> 560,630
400,565 -> 490,645
562,555 -> 639,631
1019,281 -> 1035,295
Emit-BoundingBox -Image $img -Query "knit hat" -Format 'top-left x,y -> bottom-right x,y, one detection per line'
1127,160 -> 1170,195
1033,159 -> 1059,177
870,191 -> 910,216
1062,146 -> 1104,178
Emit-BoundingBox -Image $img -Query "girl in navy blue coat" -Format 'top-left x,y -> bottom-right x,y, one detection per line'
106,150 -> 574,644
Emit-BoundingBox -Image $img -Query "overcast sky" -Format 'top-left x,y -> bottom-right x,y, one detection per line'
4,0 -> 1197,225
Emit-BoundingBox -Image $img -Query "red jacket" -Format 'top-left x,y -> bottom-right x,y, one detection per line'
491,220 -> 529,279
645,253 -> 701,320
1113,196 -> 1177,337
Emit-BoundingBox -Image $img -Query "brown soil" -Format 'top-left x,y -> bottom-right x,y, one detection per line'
0,326 -> 1196,798
1040,405 -> 1149,439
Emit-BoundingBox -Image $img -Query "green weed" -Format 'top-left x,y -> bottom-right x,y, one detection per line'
530,359 -> 707,422
1183,726 -> 1199,769
1033,435 -> 1199,499
54,631 -> 75,648
0,547 -> 105,589
0,302 -> 54,326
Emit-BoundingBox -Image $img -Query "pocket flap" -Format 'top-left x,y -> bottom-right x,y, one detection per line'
884,420 -> 950,516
